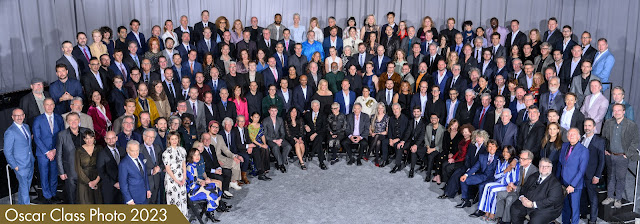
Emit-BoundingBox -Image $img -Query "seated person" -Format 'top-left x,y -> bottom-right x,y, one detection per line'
327,102 -> 348,165
456,139 -> 499,208
510,158 -> 564,224
473,146 -> 520,220
390,106 -> 426,178
185,148 -> 228,222
341,103 -> 370,166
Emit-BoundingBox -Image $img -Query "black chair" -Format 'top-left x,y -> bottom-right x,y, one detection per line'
187,196 -> 208,224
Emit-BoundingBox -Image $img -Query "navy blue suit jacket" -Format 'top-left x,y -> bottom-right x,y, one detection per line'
466,153 -> 499,181
207,79 -> 227,104
464,144 -> 487,169
322,37 -> 344,56
292,85 -> 314,112
116,132 -> 143,149
118,155 -> 150,204
32,114 -> 65,157
371,56 -> 391,77
472,106 -> 494,130
49,79 -> 84,114
262,67 -> 283,88
181,61 -> 203,80
273,53 -> 288,71
196,39 -> 217,62
584,135 -> 605,179
176,43 -> 197,62
557,142 -> 589,189
126,32 -> 147,55
432,70 -> 452,92
109,62 -> 130,81
334,91 -> 356,114
493,122 -> 518,148
478,60 -> 497,82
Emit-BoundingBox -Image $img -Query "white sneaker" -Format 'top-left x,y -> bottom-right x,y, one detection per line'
230,181 -> 243,190
224,191 -> 234,197
602,197 -> 615,205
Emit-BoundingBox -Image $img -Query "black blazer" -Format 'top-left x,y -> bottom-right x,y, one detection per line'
96,146 -> 125,187
425,54 -> 443,75
56,55 -> 83,80
174,26 -> 196,45
82,70 -> 111,98
203,103 -> 216,127
455,102 -> 476,125
292,85 -> 314,112
201,145 -> 222,176
278,39 -> 297,56
505,31 -> 528,52
558,59 -> 582,92
109,88 -> 129,118
516,121 -> 546,156
232,127 -> 251,154
257,38 -> 278,57
193,22 -> 216,43
464,143 -> 487,169
19,91 -> 51,126
403,118 -> 426,146
582,46 -> 597,62
72,45 -> 91,73
214,101 -> 237,123
353,53 -> 374,72
566,108 -> 585,134
162,79 -> 180,112
388,114 -> 409,140
444,76 -> 468,100
584,135 -> 606,179
518,173 -> 564,215
303,111 -> 327,137
542,29 -> 563,47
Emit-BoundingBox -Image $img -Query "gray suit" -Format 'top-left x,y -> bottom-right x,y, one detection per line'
62,112 -> 94,130
569,74 -> 599,107
56,127 -> 89,204
495,164 -> 539,222
263,116 -> 292,166
140,142 -> 164,204
424,123 -> 445,175
533,55 -> 554,73
210,134 -> 241,181
186,99 -> 207,134
539,91 -> 565,121
580,93 -> 609,134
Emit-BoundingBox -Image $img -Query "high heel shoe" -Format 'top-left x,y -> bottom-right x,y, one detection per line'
300,162 -> 307,170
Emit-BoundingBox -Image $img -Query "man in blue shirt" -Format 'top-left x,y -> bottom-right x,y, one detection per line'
302,31 -> 324,61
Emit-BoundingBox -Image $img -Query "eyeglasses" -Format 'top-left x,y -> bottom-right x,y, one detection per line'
540,165 -> 552,168
331,107 -> 339,110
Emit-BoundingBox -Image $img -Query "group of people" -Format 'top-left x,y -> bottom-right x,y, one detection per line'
3,9 -> 638,224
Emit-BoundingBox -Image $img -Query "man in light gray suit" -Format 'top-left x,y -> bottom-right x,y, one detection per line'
56,112 -> 90,204
140,129 -> 165,204
341,103 -> 370,166
3,109 -> 35,204
495,150 -> 539,223
580,80 -> 609,134
570,60 -> 599,107
186,87 -> 206,134
62,97 -> 94,130
263,105 -> 292,173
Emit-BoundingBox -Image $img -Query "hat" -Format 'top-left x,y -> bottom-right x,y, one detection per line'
31,77 -> 45,85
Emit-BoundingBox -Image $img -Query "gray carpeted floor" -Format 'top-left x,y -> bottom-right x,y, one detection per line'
211,158 -> 488,224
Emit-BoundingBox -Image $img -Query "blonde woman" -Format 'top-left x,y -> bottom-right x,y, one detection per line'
311,79 -> 334,114
161,20 -> 178,46
89,29 -> 107,59
309,17 -> 324,43
369,103 -> 389,166
529,29 -> 542,57
360,14 -> 379,41
393,50 -> 407,74
418,16 -> 439,42
447,51 -> 459,70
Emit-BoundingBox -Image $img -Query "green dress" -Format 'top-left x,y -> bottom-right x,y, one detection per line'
261,95 -> 283,117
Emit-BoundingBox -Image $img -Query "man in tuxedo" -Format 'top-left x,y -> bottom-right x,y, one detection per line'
197,27 -> 217,62
601,104 -> 640,209
354,43 -> 374,72
539,77 -> 565,120
341,103 -> 370,166
494,150 -> 538,223
4,109 -> 35,204
580,80 -> 609,133
186,87 -> 207,134
579,119 -> 606,222
557,25 -> 578,60
510,158 -> 564,224
557,128 -> 590,224
193,10 -> 214,44
122,41 -> 141,72
20,78 -> 49,126
72,32 -> 92,74
56,41 -> 83,80
97,131 -> 124,204
292,75 -> 313,112
517,106 -> 546,159
543,17 -> 562,47
580,31 -> 597,61
126,19 -> 146,55
82,57 -> 110,98
457,139 -> 499,209
119,140 -> 151,204
214,88 -> 237,125
494,109 -> 518,148
202,92 -> 216,126
505,19 -> 527,53
231,116 -> 255,184
390,107 -> 425,178
304,100 -> 328,170
257,29 -> 277,57
174,15 -> 195,45
425,43 -> 441,75
263,105 -> 291,173
509,58 -> 524,81
489,33 -> 506,62
32,99 -> 64,204
56,112 -> 89,204
200,132 -> 236,192
377,79 -> 396,110
140,129 -> 164,204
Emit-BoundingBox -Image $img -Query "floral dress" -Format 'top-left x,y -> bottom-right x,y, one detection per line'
162,146 -> 188,217
186,162 -> 222,212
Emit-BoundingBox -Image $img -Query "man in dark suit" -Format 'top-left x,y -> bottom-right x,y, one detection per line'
262,57 -> 282,87
123,41 -> 141,71
99,54 -> 117,84
354,43 -> 374,72
161,68 -> 179,111
322,27 -> 343,56
304,101 -> 328,170
83,57 -> 111,98
515,94 -> 535,127
276,79 -> 293,113
125,19 -> 147,55
57,41 -> 84,80
257,29 -> 277,57
472,93 -> 495,134
539,77 -> 565,120
407,43 -> 426,76
510,158 -> 564,224
494,109 -> 518,148
32,99 -> 64,203
236,30 -> 258,59
432,59 -> 452,92
478,50 -> 497,80
517,106 -> 546,159
4,109 -> 36,204
175,33 -> 197,63
444,65 -> 467,100
97,131 -> 124,204
556,25 -> 578,60
579,119 -> 606,223
559,45 -> 584,92
174,15 -> 196,45
390,107 -> 426,178
140,129 -> 164,204
456,89 -> 477,125
542,17 -> 562,47
560,93 -> 585,133
279,29 -> 296,56
371,45 -> 391,77
505,20 -> 528,52
273,43 -> 289,71
182,50 -> 203,81
292,75 -> 314,112
489,33 -> 506,62
323,17 -> 343,38
214,88 -> 237,124
341,103 -> 370,166
306,62 -> 323,91
19,78 -> 49,126
557,128 -> 590,224
72,32 -> 92,74
231,116 -> 254,183
110,49 -> 130,82
196,27 -> 217,62
116,116 -> 143,149
193,10 -> 215,44
457,139 -> 499,208
56,112 -> 89,204
139,58 -> 161,85
263,105 -> 292,172
119,140 -> 151,204
580,31 -> 597,61
200,132 -> 235,191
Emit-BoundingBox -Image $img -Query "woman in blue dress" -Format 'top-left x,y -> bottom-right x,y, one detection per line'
361,62 -> 378,98
477,145 -> 520,221
186,148 -> 226,222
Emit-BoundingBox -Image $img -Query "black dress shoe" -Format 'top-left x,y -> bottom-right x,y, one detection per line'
207,212 -> 221,222
470,197 -> 479,204
455,200 -> 471,208
417,165 -> 427,171
437,194 -> 448,199
380,161 -> 387,167
347,158 -> 354,165
320,163 -> 328,170
408,169 -> 414,178
390,166 -> 400,173
330,158 -> 339,165
469,210 -> 485,217
282,165 -> 287,173
356,159 -> 362,166
424,176 -> 431,182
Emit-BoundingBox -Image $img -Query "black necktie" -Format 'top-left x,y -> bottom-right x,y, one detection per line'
135,158 -> 144,176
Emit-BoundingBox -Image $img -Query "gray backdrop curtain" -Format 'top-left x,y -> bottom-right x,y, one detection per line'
1,0 -> 639,112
